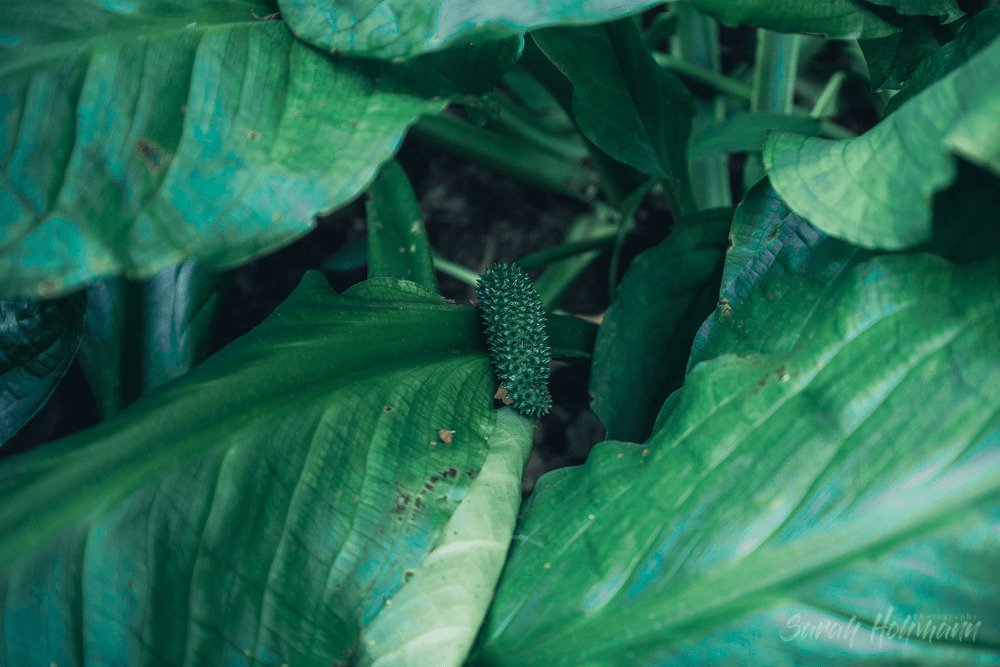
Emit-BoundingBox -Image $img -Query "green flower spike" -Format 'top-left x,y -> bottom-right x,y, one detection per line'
475,264 -> 553,419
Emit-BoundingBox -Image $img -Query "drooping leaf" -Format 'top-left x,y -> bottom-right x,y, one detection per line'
359,409 -> 533,666
474,241 -> 1000,664
277,0 -> 661,60
689,0 -> 900,39
763,31 -> 1000,250
0,0 -> 447,298
366,161 -> 437,291
0,273 -> 498,665
590,207 -> 731,442
885,6 -> 1000,113
688,111 -> 824,159
532,20 -> 694,200
76,261 -> 227,418
863,0 -> 963,21
860,17 -> 949,90
0,292 -> 85,445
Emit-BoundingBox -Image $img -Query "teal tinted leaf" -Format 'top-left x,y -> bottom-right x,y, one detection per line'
0,292 -> 85,444
76,261 -> 226,418
533,20 -> 694,192
885,7 -> 1000,113
688,111 -> 824,158
0,1 -> 445,298
277,0 -> 661,60
764,33 -> 1000,250
860,19 -> 947,90
360,409 -> 532,666
689,0 -> 900,39
366,161 -> 437,291
689,182 -> 869,367
0,273 -> 498,665
863,0 -> 963,21
591,208 -> 731,442
475,248 -> 1000,665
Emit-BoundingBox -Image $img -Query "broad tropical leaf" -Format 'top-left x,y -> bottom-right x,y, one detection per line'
0,292 -> 85,444
591,207 -> 730,442
0,274 -> 497,665
277,0 -> 661,60
473,202 -> 1000,663
0,1 -> 446,298
764,28 -> 1000,249
689,0 -> 900,38
533,20 -> 694,198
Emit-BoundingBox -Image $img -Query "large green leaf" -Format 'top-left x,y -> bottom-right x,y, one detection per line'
689,0 -> 900,38
764,29 -> 1000,250
0,292 -> 85,444
590,207 -> 731,442
0,273 -> 500,665
473,217 -> 1000,663
360,409 -> 533,666
277,0 -> 660,60
0,0 -> 447,298
533,20 -> 694,199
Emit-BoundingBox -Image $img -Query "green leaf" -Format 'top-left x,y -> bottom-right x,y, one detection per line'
76,261 -> 227,418
689,0 -> 900,39
474,244 -> 1000,664
277,0 -> 661,60
0,292 -> 85,444
0,1 -> 447,298
689,181 -> 870,367
360,408 -> 532,666
763,32 -> 1000,250
532,208 -> 618,310
590,207 -> 731,442
0,273 -> 498,665
863,0 -> 963,21
885,7 -> 1000,113
688,111 -> 824,159
366,161 -> 437,291
533,20 -> 694,197
860,18 -> 947,91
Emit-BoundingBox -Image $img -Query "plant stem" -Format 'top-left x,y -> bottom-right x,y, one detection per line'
411,113 -> 595,201
671,5 -> 732,210
653,53 -> 753,100
516,233 -> 619,271
432,255 -> 480,287
487,94 -> 590,162
811,71 -> 847,118
745,30 -> 803,186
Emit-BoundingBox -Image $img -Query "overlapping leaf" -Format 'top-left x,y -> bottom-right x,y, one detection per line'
533,20 -> 693,201
0,274 -> 498,665
0,0 -> 448,298
277,0 -> 661,60
591,207 -> 731,442
764,27 -> 1000,249
473,191 -> 1000,664
0,292 -> 85,444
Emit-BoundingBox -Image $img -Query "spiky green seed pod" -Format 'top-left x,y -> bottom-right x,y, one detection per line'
476,264 -> 552,419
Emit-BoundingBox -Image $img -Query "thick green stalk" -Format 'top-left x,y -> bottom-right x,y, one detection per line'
745,30 -> 803,187
670,5 -> 732,210
411,113 -> 595,201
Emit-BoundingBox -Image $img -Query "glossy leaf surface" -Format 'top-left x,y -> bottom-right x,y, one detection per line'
0,274 -> 497,665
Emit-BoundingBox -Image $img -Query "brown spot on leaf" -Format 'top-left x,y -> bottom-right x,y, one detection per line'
437,429 -> 455,444
135,138 -> 169,172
